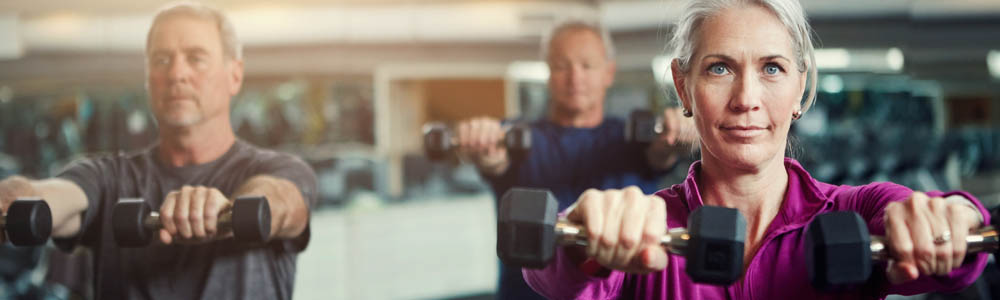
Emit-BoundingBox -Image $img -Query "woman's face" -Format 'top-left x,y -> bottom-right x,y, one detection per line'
673,5 -> 807,171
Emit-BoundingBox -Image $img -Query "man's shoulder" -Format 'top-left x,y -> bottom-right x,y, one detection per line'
233,140 -> 301,161
61,145 -> 154,170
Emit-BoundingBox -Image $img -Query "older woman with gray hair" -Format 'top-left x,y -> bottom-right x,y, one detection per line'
522,0 -> 989,298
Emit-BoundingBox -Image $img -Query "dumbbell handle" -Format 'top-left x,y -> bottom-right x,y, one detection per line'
870,226 -> 999,261
443,137 -> 510,148
554,220 -> 690,255
442,127 -> 520,146
142,210 -> 237,233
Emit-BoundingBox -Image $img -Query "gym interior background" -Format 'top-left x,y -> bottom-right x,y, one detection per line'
1,0 -> 1000,299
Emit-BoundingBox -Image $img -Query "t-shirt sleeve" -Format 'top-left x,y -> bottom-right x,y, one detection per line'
52,154 -> 118,252
249,151 -> 318,252
834,182 -> 990,296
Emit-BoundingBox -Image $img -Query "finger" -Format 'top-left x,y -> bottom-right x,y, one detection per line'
927,197 -> 952,275
947,204 -> 971,270
640,195 -> 667,271
189,186 -> 208,239
885,203 -> 915,269
483,119 -> 500,152
886,259 -> 920,284
613,187 -> 648,267
204,189 -> 228,237
160,191 -> 178,236
596,190 -> 624,267
480,119 -> 496,154
569,189 -> 604,258
456,120 -> 470,149
469,118 -> 484,151
906,193 -> 935,275
175,186 -> 194,239
159,229 -> 173,245
638,245 -> 669,273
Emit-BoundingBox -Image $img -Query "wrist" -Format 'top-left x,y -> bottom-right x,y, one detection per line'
476,157 -> 510,176
944,195 -> 983,226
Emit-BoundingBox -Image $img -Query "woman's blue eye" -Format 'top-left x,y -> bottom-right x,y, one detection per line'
709,64 -> 728,75
764,64 -> 782,75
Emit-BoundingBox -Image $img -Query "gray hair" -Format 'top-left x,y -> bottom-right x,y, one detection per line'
146,1 -> 243,60
669,0 -> 817,114
540,20 -> 616,61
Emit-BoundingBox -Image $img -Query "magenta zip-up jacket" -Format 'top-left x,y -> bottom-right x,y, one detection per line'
524,158 -> 990,300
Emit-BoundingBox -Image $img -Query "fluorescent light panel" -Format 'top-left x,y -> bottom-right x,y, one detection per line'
988,50 -> 1000,79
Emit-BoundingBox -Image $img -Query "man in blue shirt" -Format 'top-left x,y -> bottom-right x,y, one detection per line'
453,21 -> 693,300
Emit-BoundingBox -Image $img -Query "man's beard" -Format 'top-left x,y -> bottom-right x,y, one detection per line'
158,107 -> 203,127
155,98 -> 204,128
155,85 -> 206,127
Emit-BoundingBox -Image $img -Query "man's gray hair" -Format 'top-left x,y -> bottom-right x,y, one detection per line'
146,1 -> 243,60
669,0 -> 817,113
540,20 -> 616,61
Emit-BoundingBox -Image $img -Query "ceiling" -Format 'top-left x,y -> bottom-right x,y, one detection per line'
1,0 -> 999,88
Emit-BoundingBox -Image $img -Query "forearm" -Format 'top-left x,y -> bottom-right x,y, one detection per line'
1,176 -> 88,238
232,175 -> 309,239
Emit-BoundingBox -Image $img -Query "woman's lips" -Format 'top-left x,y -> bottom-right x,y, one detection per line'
720,125 -> 767,138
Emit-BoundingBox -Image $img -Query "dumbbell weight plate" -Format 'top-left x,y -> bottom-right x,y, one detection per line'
686,206 -> 747,285
112,198 -> 155,247
423,123 -> 451,161
805,211 -> 873,291
497,188 -> 558,269
6,199 -> 52,246
231,196 -> 271,243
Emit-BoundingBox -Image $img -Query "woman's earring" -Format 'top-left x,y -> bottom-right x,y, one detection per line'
682,108 -> 693,118
792,110 -> 803,120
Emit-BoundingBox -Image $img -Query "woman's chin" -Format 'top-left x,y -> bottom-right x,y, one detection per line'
708,146 -> 779,171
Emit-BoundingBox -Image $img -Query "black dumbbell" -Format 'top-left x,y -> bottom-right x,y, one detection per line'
112,196 -> 271,247
497,188 -> 747,285
2,198 -> 52,246
423,122 -> 531,161
806,210 -> 999,291
626,109 -> 662,144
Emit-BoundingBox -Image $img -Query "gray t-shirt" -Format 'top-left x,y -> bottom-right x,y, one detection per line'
55,140 -> 318,300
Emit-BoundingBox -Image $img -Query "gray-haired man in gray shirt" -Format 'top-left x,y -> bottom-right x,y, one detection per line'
0,2 -> 316,299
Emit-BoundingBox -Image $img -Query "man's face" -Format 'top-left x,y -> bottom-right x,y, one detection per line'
546,28 -> 615,115
145,15 -> 242,129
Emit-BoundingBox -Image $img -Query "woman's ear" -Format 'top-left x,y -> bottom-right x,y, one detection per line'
671,59 -> 692,111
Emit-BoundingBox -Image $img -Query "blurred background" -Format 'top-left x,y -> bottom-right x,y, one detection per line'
0,0 -> 999,299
